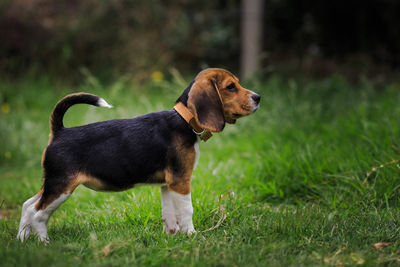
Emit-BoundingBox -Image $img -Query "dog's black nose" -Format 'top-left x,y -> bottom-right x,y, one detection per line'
252,94 -> 261,104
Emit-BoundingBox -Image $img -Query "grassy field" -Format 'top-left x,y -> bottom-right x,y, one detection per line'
1,73 -> 400,266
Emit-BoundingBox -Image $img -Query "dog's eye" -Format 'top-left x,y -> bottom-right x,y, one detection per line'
226,83 -> 236,92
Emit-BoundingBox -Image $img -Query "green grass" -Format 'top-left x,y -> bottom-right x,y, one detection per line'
1,73 -> 400,266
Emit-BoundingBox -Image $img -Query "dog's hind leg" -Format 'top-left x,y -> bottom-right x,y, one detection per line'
29,191 -> 70,242
27,175 -> 78,242
17,190 -> 43,242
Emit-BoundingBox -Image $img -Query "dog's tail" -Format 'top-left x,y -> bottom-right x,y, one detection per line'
50,93 -> 113,134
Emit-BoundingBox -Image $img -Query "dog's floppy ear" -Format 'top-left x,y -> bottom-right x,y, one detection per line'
187,78 -> 225,132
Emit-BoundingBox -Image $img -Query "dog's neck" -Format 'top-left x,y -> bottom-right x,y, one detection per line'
173,102 -> 212,141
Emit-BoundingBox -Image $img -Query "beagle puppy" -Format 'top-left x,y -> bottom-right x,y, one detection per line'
17,68 -> 260,242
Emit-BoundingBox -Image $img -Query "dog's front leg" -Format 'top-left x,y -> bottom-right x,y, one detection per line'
170,190 -> 195,234
161,185 -> 180,234
164,142 -> 197,234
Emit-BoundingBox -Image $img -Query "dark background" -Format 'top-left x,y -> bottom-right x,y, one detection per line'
0,0 -> 399,82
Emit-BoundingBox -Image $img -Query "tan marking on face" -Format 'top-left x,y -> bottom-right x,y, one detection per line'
194,68 -> 256,124
218,76 -> 254,122
165,134 -> 195,195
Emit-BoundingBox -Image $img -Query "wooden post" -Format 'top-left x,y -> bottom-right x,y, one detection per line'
241,0 -> 264,79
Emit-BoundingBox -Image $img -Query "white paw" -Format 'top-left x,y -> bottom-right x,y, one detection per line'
163,224 -> 180,235
163,217 -> 180,235
31,211 -> 50,243
37,235 -> 50,243
185,228 -> 196,236
17,225 -> 31,242
178,221 -> 196,235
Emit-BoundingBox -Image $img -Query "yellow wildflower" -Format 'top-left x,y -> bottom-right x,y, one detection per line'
1,103 -> 10,114
5,151 -> 11,159
151,71 -> 164,82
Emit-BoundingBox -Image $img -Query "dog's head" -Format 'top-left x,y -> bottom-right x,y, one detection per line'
178,68 -> 260,132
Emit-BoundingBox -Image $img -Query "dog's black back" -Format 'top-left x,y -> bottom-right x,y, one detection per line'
44,110 -> 196,191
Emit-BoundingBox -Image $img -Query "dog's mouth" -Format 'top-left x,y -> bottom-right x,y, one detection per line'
225,113 -> 243,124
225,105 -> 258,123
252,104 -> 260,113
240,103 -> 260,115
226,118 -> 236,124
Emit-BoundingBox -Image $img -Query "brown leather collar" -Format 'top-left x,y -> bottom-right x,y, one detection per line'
173,102 -> 212,141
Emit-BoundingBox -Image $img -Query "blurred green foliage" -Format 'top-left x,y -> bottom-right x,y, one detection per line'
0,0 -> 239,80
0,0 -> 399,81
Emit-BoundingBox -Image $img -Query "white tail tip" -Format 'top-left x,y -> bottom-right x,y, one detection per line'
97,98 -> 113,108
